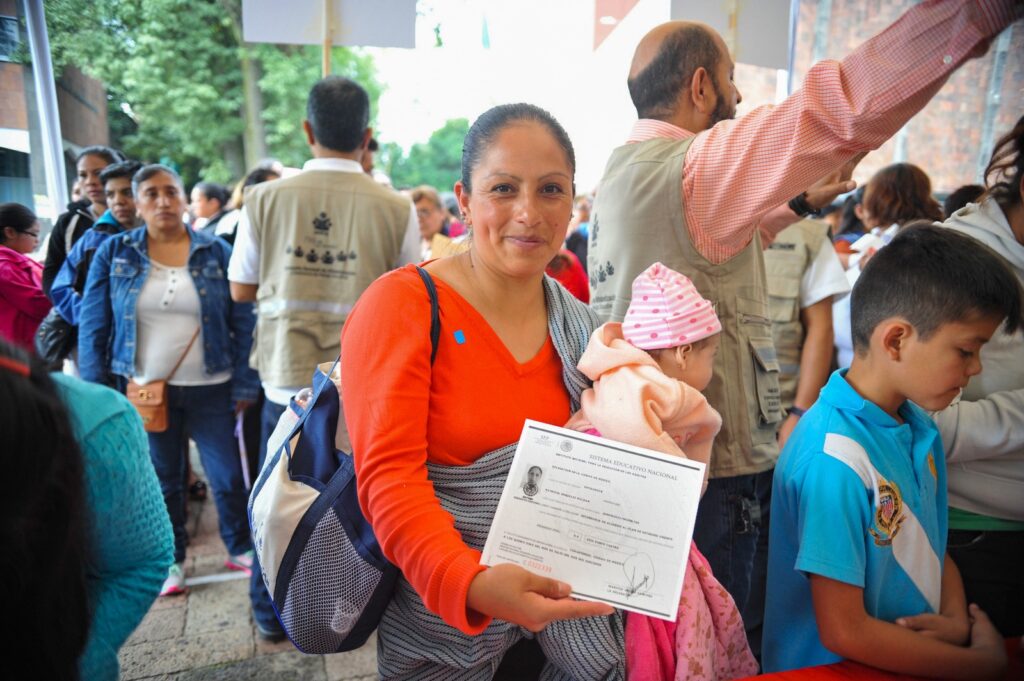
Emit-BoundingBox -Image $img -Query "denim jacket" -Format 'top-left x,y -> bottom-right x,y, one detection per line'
78,226 -> 259,402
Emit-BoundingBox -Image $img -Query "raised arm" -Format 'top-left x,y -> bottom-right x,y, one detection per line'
684,0 -> 1020,262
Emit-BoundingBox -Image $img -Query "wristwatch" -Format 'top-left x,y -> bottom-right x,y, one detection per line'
787,405 -> 807,419
788,192 -> 821,218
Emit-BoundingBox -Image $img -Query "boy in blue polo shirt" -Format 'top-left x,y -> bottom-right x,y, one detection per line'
763,225 -> 1021,679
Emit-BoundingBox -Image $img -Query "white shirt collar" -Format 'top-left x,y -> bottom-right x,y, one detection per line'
302,158 -> 364,174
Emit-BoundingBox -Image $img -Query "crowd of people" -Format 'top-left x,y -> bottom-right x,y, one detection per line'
1,0 -> 1022,679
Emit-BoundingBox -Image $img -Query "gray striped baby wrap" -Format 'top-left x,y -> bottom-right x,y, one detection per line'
375,278 -> 626,680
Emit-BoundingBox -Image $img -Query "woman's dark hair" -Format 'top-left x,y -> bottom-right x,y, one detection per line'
984,114 -> 1024,208
193,181 -> 230,209
0,202 -> 38,244
76,145 -> 124,165
461,103 -> 576,193
99,160 -> 143,186
307,76 -> 369,153
0,341 -> 91,678
231,167 -> 281,210
132,163 -> 184,196
862,163 -> 943,228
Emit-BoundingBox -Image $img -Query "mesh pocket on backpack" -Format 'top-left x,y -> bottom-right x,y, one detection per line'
280,509 -> 383,653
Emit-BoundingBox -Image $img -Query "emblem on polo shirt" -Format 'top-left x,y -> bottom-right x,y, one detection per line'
313,212 -> 332,233
869,476 -> 905,546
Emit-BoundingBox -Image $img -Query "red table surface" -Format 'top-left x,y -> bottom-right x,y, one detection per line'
741,638 -> 1023,681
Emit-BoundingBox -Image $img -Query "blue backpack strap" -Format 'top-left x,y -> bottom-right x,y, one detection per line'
414,266 -> 441,365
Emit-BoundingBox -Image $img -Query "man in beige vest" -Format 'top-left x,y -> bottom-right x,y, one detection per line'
588,0 -> 1020,658
228,76 -> 418,641
763,219 -> 849,445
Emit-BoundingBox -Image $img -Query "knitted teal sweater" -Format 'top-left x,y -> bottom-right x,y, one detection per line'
52,374 -> 174,681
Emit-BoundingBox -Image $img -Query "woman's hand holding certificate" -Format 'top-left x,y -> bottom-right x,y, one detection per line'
467,563 -> 615,632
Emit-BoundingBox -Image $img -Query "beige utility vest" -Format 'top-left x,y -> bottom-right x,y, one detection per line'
590,137 -> 782,477
763,219 -> 832,411
247,170 -> 411,387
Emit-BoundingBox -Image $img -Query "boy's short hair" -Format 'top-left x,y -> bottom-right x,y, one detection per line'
99,160 -> 142,187
851,224 -> 1022,354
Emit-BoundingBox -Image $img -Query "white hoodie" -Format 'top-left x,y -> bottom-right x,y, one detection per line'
932,198 -> 1024,522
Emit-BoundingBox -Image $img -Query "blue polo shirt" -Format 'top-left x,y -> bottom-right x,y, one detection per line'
762,370 -> 947,673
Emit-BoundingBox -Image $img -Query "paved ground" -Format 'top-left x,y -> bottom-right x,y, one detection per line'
118,450 -> 378,680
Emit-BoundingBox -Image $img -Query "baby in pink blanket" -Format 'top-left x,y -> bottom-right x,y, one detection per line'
565,262 -> 757,681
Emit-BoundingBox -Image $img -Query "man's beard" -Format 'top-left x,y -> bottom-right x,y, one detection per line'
708,77 -> 736,127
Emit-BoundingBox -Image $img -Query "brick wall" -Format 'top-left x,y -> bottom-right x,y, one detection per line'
733,0 -> 1023,194
56,65 -> 109,148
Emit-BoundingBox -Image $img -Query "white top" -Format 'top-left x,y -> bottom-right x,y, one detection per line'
800,238 -> 850,308
831,267 -> 861,369
133,261 -> 232,386
226,157 -> 421,404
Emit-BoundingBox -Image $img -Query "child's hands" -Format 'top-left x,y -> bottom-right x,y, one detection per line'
965,604 -> 1008,680
467,563 -> 615,632
896,609 -> 970,645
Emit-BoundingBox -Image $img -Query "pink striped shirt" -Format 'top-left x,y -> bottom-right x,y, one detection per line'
626,0 -> 1020,264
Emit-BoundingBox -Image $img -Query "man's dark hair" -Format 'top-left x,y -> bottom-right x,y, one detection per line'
99,160 -> 142,187
461,103 -> 575,194
942,184 -> 985,218
627,25 -> 721,120
306,76 -> 370,153
851,224 -> 1022,354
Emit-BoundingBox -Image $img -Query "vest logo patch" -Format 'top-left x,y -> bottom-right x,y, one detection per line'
590,260 -> 615,288
869,477 -> 906,546
313,212 -> 332,233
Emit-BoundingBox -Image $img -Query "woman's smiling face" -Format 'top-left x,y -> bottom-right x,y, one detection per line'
457,121 -> 574,279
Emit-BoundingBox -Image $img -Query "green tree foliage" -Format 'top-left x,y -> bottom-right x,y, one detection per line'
42,0 -> 380,186
384,117 -> 468,192
256,44 -> 381,169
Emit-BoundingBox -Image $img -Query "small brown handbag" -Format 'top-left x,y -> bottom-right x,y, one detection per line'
126,328 -> 200,433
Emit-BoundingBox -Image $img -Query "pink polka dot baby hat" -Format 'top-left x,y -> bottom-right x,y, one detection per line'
621,262 -> 722,350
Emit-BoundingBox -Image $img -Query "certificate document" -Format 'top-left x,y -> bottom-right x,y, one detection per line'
481,420 -> 705,620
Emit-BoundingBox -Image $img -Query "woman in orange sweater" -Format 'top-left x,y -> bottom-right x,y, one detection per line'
341,104 -> 619,679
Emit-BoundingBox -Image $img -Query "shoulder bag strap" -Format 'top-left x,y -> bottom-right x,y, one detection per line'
414,265 -> 441,365
166,327 -> 202,382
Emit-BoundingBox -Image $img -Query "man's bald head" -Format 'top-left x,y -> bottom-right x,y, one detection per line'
627,21 -> 724,121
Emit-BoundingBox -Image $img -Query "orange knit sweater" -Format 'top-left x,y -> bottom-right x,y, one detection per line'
340,265 -> 571,634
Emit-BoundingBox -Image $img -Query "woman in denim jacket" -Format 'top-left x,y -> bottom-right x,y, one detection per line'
79,164 -> 260,597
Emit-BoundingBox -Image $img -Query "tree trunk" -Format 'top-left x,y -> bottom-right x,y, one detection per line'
240,47 -> 268,169
222,136 -> 247,181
